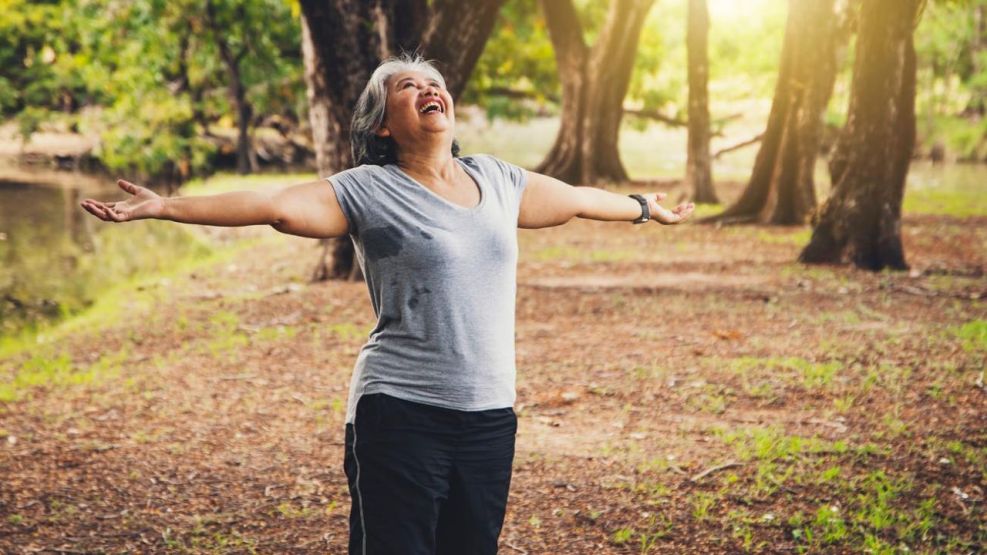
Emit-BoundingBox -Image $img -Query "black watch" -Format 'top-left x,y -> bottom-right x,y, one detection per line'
629,194 -> 650,224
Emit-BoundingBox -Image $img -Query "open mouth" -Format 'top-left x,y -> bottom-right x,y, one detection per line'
418,100 -> 443,115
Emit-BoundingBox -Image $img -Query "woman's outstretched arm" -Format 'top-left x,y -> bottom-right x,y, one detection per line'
518,171 -> 694,229
81,178 -> 349,239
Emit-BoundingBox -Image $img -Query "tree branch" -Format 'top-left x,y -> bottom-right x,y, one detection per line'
624,108 -> 687,127
713,132 -> 764,159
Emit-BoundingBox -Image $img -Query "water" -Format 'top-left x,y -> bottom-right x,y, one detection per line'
0,169 -> 212,337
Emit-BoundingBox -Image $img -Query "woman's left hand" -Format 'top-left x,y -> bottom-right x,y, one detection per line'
648,193 -> 694,225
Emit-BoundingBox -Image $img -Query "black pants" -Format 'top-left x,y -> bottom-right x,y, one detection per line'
344,393 -> 517,555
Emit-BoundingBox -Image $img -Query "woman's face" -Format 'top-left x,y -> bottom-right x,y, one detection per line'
376,70 -> 455,149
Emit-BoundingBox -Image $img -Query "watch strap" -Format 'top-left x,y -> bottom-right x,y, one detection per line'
629,194 -> 650,224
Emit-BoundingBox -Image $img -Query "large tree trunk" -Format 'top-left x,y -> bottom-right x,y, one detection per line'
686,0 -> 716,203
705,0 -> 842,225
300,0 -> 505,280
799,0 -> 922,271
536,0 -> 655,185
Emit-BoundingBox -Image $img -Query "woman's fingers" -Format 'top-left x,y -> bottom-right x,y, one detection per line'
81,201 -> 110,221
80,199 -> 128,222
117,179 -> 140,195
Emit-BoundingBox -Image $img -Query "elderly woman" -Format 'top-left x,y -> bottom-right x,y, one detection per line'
82,54 -> 694,555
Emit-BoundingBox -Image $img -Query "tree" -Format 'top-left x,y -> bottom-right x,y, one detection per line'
204,0 -> 256,174
686,0 -> 716,203
799,0 -> 924,270
704,0 -> 843,225
536,0 -> 656,185
300,0 -> 505,279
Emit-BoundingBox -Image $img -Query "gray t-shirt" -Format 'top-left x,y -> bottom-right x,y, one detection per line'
327,154 -> 528,424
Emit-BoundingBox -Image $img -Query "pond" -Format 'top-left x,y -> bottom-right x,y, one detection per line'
0,167 -> 213,338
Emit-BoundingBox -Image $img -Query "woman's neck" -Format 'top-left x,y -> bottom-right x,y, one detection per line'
397,148 -> 458,184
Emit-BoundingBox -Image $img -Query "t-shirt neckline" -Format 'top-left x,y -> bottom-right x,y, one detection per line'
388,157 -> 486,212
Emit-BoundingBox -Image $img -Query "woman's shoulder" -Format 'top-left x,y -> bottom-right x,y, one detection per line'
459,154 -> 526,189
459,154 -> 523,176
330,163 -> 391,182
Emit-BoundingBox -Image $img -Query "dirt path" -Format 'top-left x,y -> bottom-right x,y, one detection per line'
1,198 -> 984,554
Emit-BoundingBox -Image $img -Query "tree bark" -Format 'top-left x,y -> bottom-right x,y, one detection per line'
299,0 -> 505,280
536,0 -> 656,185
799,0 -> 922,271
704,0 -> 842,225
686,0 -> 716,203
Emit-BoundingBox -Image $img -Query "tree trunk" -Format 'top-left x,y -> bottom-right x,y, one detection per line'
686,0 -> 716,203
705,0 -> 842,225
799,0 -> 922,271
536,0 -> 656,185
206,0 -> 255,175
299,0 -> 505,280
968,4 -> 986,117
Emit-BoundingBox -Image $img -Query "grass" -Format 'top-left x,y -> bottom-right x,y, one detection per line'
727,356 -> 843,390
950,319 -> 987,351
1,220 -> 216,339
530,244 -> 638,263
0,347 -> 129,402
0,233 -> 265,361
903,187 -> 987,218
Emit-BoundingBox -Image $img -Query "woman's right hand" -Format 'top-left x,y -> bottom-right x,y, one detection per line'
80,180 -> 166,222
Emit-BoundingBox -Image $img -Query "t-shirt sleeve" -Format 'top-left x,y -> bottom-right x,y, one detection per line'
326,166 -> 378,236
482,155 -> 528,214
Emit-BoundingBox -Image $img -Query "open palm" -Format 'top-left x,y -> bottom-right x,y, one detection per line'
80,180 -> 165,222
648,193 -> 695,225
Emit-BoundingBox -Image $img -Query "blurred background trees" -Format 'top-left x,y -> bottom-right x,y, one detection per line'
1,0 -> 303,183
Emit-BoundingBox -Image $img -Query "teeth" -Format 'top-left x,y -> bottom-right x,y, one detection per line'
419,101 -> 441,114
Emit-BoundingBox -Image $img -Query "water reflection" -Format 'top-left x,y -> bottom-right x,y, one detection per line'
0,177 -> 211,337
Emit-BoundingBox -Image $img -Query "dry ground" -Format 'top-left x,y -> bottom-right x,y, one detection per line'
0,181 -> 984,554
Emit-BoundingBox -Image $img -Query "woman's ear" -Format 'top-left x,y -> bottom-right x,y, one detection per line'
375,126 -> 391,138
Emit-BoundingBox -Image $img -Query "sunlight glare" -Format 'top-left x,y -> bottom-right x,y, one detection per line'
706,0 -> 772,22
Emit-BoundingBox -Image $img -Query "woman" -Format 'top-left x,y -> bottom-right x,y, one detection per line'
81,54 -> 694,555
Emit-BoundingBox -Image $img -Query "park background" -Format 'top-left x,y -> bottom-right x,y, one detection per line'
0,0 -> 984,553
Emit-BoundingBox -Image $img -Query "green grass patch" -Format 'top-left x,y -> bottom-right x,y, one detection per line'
754,228 -> 812,246
329,322 -> 370,342
0,348 -> 129,402
903,188 -> 987,218
728,356 -> 842,389
0,235 -> 264,361
691,203 -> 724,219
950,319 -> 987,352
529,244 -> 636,263
718,426 -> 846,463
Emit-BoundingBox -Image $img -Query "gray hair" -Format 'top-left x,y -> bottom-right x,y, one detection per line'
351,53 -> 460,166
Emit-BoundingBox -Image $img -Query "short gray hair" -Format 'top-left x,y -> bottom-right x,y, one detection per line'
351,53 -> 460,166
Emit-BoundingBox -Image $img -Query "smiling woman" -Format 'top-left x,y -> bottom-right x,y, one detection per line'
80,52 -> 693,555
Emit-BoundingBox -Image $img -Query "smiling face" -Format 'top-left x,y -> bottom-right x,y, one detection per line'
375,70 -> 456,152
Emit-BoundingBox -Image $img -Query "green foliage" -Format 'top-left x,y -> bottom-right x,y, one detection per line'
464,0 -> 558,120
1,0 -> 302,179
915,0 -> 987,158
